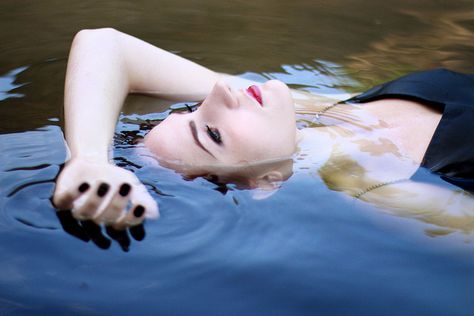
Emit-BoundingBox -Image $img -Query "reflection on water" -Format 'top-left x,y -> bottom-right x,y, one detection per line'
1,0 -> 474,315
0,66 -> 28,101
347,9 -> 474,87
267,60 -> 360,94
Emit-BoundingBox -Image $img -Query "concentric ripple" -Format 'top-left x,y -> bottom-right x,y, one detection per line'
0,125 -> 65,231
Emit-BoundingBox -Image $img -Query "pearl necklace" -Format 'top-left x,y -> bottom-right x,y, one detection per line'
354,178 -> 408,199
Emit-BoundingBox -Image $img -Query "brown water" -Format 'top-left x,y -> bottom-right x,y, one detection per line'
2,0 -> 474,133
1,1 -> 474,315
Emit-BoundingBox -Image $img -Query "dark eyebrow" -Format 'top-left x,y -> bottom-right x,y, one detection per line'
189,120 -> 216,158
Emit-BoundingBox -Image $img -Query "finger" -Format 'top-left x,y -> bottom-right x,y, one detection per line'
80,220 -> 111,250
113,204 -> 147,229
73,182 -> 110,220
131,185 -> 160,219
129,223 -> 146,241
112,185 -> 159,229
95,183 -> 132,225
105,226 -> 131,252
53,182 -> 91,209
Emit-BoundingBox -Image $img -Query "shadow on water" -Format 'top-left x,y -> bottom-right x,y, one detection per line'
1,0 -> 474,315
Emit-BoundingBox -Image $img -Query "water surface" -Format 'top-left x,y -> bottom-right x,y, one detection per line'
1,1 -> 474,315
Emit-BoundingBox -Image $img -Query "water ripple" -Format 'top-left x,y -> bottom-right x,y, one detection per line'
0,66 -> 29,101
264,59 -> 360,95
0,126 -> 65,231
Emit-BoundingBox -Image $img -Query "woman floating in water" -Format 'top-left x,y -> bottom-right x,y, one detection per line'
53,28 -> 474,241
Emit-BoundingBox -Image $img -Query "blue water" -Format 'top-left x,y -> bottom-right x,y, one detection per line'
2,0 -> 474,314
1,59 -> 474,315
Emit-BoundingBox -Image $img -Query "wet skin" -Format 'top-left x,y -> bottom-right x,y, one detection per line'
145,79 -> 298,169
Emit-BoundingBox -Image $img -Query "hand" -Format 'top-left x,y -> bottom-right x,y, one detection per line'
53,158 -> 159,250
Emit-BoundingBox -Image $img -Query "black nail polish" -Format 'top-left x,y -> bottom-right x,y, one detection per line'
133,205 -> 145,217
119,183 -> 131,197
97,183 -> 110,197
78,183 -> 90,193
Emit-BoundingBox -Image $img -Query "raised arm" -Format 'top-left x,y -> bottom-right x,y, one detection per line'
64,27 -> 221,161
54,28 -> 222,230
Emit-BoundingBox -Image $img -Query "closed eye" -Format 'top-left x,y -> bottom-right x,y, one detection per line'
206,125 -> 222,144
189,120 -> 215,158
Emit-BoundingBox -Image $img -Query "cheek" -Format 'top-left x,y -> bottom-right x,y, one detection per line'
145,115 -> 214,166
263,112 -> 297,156
145,115 -> 189,162
145,122 -> 178,160
233,121 -> 296,161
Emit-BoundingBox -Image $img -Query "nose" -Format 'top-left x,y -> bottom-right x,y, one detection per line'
205,80 -> 239,109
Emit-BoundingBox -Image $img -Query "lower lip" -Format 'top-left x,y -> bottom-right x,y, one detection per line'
246,85 -> 263,106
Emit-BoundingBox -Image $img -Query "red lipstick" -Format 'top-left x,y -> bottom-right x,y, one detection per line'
246,85 -> 263,106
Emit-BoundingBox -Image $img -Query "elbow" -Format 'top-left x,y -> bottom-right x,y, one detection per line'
68,28 -> 130,91
73,28 -> 118,44
69,27 -> 123,65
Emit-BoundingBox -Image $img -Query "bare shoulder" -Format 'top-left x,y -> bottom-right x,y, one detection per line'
361,98 -> 443,164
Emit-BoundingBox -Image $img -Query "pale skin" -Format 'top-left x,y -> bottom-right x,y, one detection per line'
54,28 -> 473,235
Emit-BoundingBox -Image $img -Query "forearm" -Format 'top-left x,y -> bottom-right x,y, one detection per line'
64,29 -> 129,162
64,28 -> 221,162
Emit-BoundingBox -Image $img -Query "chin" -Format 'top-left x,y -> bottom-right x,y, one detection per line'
264,79 -> 289,90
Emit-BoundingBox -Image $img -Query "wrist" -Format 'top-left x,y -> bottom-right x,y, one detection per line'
69,152 -> 110,164
65,141 -> 110,164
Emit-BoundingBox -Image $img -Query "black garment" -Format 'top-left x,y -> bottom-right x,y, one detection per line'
345,68 -> 474,192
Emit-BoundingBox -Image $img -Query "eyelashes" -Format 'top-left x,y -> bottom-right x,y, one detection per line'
206,125 -> 222,144
184,102 -> 222,145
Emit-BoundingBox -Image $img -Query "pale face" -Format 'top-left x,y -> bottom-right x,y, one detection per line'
145,79 -> 297,169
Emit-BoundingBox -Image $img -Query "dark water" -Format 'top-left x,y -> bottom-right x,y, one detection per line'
1,0 -> 474,315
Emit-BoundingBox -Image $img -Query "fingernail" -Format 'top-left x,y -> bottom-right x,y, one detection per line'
119,183 -> 131,197
78,183 -> 90,193
133,205 -> 145,217
97,183 -> 110,197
